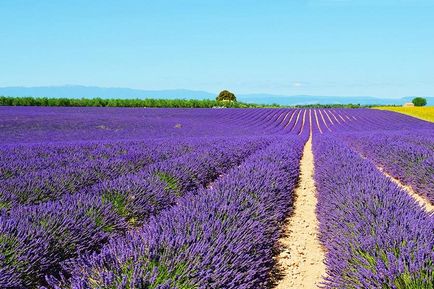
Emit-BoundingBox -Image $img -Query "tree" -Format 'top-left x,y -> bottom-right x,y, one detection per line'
216,90 -> 237,102
412,97 -> 427,107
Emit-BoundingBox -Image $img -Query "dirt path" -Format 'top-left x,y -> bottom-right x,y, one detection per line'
377,166 -> 434,213
273,134 -> 325,288
355,149 -> 434,214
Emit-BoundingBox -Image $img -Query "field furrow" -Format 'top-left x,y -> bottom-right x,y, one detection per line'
274,134 -> 325,288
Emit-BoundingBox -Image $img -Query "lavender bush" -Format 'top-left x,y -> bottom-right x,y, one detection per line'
45,137 -> 305,289
0,140 -> 195,207
313,135 -> 433,288
0,137 -> 268,288
340,132 -> 434,204
1,106 -> 433,288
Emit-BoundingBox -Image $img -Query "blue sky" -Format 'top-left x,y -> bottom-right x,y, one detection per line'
1,0 -> 433,97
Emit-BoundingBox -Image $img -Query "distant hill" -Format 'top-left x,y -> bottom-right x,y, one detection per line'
0,85 -> 432,106
0,86 -> 215,100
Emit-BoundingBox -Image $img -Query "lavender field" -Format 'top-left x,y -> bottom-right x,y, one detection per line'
0,106 -> 433,289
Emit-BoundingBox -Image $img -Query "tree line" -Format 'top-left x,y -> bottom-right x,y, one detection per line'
0,96 -> 420,109
0,96 -> 259,108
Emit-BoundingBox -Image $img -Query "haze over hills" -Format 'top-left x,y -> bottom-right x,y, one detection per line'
0,86 -> 432,106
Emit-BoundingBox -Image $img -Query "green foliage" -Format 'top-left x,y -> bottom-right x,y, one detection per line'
101,191 -> 128,218
392,269 -> 433,289
0,96 -> 382,108
85,207 -> 115,233
0,96 -> 253,108
0,234 -> 19,265
345,245 -> 433,289
87,258 -> 195,289
156,172 -> 181,196
412,97 -> 427,107
216,90 -> 236,102
0,201 -> 11,210
145,260 -> 195,289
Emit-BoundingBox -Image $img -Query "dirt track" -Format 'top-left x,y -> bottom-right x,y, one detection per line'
377,166 -> 434,213
273,136 -> 325,288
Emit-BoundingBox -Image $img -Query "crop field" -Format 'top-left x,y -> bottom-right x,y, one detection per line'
374,106 -> 434,123
0,106 -> 433,289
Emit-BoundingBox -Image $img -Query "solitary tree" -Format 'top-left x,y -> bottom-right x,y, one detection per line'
412,97 -> 427,107
216,90 -> 237,102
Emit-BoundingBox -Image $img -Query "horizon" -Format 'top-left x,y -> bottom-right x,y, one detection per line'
0,84 -> 431,99
1,1 -> 434,98
1,85 -> 433,106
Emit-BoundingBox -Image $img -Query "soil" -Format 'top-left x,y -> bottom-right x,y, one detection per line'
273,135 -> 326,289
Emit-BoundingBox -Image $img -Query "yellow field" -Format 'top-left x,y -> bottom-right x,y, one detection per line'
373,106 -> 434,123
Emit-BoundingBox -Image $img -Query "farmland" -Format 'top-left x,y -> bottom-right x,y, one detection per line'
0,106 -> 433,289
374,106 -> 434,123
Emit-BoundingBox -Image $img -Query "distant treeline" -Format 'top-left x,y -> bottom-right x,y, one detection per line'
293,104 -> 397,108
0,96 -> 258,108
0,96 -> 397,108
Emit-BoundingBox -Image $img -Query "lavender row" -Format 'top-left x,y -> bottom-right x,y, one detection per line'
78,136 -> 270,226
2,107 -> 433,144
0,140 -> 198,208
309,108 -> 433,135
0,137 -> 269,288
0,140 -> 185,180
47,136 -> 305,289
341,132 -> 434,204
356,130 -> 434,152
313,136 -> 434,288
0,141 -> 133,176
0,107 -> 274,144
